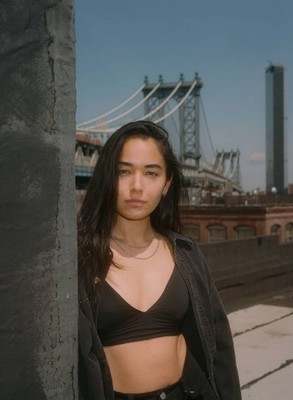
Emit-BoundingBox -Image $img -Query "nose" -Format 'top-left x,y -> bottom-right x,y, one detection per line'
130,172 -> 143,193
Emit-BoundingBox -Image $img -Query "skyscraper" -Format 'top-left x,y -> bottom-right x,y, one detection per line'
265,64 -> 285,193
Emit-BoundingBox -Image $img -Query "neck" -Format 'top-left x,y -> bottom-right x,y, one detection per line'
112,218 -> 155,245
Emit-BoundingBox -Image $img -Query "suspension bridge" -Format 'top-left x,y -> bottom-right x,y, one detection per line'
75,74 -> 241,194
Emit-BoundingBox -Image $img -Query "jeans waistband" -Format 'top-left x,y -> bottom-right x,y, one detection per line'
114,380 -> 183,400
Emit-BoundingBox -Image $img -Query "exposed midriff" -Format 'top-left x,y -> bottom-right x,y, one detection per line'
104,334 -> 187,393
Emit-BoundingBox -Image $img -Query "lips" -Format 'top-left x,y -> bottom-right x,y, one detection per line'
125,199 -> 146,206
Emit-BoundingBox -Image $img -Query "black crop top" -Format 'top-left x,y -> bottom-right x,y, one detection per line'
96,266 -> 189,346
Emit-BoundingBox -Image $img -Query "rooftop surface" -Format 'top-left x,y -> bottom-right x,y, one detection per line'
228,288 -> 293,400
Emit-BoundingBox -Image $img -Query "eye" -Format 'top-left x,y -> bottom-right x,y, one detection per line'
119,169 -> 131,175
146,171 -> 159,177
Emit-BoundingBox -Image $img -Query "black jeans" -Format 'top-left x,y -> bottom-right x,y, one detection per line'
113,380 -> 197,400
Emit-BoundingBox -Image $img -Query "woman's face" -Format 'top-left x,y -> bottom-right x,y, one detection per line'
115,137 -> 171,222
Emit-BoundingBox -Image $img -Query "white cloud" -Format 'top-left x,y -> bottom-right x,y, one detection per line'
250,152 -> 266,163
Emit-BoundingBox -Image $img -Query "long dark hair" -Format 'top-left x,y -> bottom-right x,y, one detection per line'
78,120 -> 186,303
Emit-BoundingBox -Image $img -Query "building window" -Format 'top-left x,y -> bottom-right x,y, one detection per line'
208,225 -> 227,242
270,224 -> 281,236
285,223 -> 293,242
183,225 -> 200,242
235,225 -> 256,239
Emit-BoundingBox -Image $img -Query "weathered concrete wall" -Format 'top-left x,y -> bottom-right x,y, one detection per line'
199,236 -> 293,308
0,1 -> 77,399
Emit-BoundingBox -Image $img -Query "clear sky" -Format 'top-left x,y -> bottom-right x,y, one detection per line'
75,0 -> 293,192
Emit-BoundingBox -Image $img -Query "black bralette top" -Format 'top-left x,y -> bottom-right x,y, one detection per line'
96,265 -> 189,346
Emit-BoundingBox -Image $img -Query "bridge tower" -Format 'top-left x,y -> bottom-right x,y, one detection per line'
142,73 -> 203,167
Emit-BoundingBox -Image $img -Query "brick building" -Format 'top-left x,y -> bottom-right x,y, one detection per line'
181,204 -> 293,244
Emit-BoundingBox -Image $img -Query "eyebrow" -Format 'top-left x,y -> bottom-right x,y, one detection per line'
118,161 -> 162,169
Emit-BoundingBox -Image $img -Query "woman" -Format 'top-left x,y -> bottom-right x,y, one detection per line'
78,121 -> 241,400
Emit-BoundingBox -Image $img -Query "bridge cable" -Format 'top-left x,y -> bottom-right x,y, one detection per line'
153,79 -> 199,124
78,79 -> 197,134
200,97 -> 216,158
77,84 -> 146,128
82,83 -> 161,131
87,81 -> 182,131
143,81 -> 182,120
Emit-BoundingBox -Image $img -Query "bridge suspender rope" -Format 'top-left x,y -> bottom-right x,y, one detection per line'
81,83 -> 161,132
76,83 -> 146,128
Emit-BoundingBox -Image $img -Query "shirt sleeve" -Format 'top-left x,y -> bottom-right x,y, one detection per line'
195,242 -> 242,400
78,287 -> 114,400
210,281 -> 242,400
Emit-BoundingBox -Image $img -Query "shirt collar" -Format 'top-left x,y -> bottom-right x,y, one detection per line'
166,231 -> 194,245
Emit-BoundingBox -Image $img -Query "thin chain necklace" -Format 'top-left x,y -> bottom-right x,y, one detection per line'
111,235 -> 160,260
112,234 -> 156,249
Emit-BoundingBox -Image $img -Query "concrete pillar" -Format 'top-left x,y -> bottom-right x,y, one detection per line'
0,1 -> 77,399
